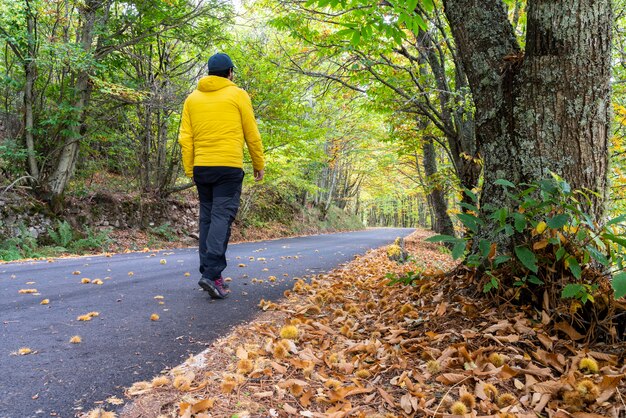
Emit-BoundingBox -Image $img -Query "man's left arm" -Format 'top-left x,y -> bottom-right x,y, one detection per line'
239,90 -> 265,180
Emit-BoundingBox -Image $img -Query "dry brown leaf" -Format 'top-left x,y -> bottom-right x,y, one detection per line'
435,301 -> 447,316
271,361 -> 287,374
483,320 -> 512,333
534,349 -> 565,372
515,363 -> 553,378
300,388 -> 314,407
283,403 -> 298,414
400,393 -> 414,414
377,387 -> 395,408
252,391 -> 274,399
554,321 -> 585,340
191,399 -> 214,413
532,393 -> 551,412
436,373 -> 468,385
106,396 -> 124,405
536,333 -> 554,351
498,364 -> 519,380
588,351 -> 618,363
236,345 -> 248,360
179,403 -> 192,418
531,380 -> 562,395
597,374 -> 624,403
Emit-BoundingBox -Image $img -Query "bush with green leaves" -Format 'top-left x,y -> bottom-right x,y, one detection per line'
427,175 -> 626,308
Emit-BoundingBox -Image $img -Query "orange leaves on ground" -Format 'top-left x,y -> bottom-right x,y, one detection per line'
77,311 -> 99,321
121,230 -> 626,417
18,288 -> 38,294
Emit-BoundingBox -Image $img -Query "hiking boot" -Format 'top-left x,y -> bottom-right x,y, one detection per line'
214,276 -> 229,290
198,277 -> 229,299
198,276 -> 229,290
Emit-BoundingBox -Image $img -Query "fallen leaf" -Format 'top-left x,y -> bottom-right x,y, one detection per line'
18,347 -> 32,355
436,373 -> 468,385
283,403 -> 298,414
253,391 -> 274,399
106,396 -> 124,405
191,399 -> 214,413
554,321 -> 585,340
378,387 -> 395,407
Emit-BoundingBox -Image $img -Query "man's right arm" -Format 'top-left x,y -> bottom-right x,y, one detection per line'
178,99 -> 194,178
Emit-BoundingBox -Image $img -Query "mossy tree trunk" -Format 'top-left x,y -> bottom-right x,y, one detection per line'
443,0 -> 611,245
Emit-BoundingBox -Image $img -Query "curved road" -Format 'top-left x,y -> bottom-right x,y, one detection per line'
0,228 -> 413,418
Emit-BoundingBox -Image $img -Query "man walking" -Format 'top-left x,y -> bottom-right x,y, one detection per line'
178,52 -> 265,299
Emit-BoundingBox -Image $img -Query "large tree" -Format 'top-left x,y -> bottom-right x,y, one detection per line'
444,0 -> 611,233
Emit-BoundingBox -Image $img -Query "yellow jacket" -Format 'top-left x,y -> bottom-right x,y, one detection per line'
178,76 -> 265,177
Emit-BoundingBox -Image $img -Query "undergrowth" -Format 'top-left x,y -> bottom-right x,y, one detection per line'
0,221 -> 113,261
400,175 -> 626,342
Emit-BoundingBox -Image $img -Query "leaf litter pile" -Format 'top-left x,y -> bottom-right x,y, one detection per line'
108,230 -> 626,418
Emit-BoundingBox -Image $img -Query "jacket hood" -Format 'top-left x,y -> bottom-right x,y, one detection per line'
197,76 -> 236,92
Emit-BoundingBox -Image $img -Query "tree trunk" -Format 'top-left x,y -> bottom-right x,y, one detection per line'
417,29 -> 480,199
48,0 -> 100,210
24,1 -> 39,181
444,0 -> 611,245
423,136 -> 455,235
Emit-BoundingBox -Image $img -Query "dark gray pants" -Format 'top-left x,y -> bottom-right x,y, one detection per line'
193,166 -> 244,280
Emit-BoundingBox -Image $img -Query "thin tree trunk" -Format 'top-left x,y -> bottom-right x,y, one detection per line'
416,28 -> 480,208
24,0 -> 39,180
423,136 -> 455,235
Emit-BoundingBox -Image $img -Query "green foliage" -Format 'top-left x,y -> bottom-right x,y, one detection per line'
385,270 -> 423,286
47,220 -> 74,249
69,227 -> 112,253
0,138 -> 28,178
426,175 -> 626,303
148,222 -> 177,242
302,0 -> 432,46
0,224 -> 42,261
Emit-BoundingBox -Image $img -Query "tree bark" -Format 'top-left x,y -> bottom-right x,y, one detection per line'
24,0 -> 39,181
423,136 -> 455,236
443,0 -> 611,244
417,29 -> 480,198
48,0 -> 100,210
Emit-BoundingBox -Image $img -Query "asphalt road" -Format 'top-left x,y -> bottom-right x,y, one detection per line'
0,228 -> 413,418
